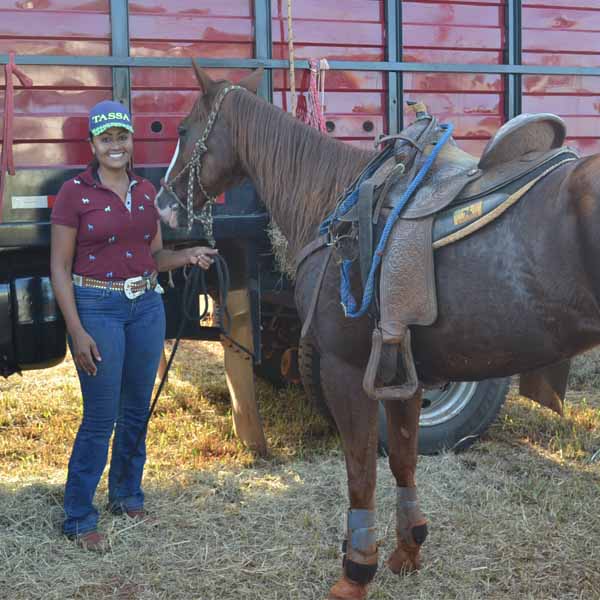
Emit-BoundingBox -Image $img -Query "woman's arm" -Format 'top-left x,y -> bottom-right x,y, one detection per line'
50,224 -> 101,376
150,223 -> 219,272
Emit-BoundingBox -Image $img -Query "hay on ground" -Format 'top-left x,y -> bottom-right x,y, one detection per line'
1,342 -> 599,599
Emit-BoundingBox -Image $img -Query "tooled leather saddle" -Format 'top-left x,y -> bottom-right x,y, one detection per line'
298,104 -> 579,402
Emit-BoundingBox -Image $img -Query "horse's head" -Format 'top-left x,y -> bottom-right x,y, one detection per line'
155,61 -> 264,229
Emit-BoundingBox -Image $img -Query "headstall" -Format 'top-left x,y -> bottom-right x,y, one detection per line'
162,84 -> 243,243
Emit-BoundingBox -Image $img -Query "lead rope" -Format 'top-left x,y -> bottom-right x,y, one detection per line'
117,256 -> 254,488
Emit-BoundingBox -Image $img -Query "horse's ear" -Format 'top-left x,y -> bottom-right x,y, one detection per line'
192,61 -> 215,95
238,68 -> 264,95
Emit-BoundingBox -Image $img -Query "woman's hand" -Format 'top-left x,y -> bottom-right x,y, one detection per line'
71,328 -> 102,376
185,246 -> 219,270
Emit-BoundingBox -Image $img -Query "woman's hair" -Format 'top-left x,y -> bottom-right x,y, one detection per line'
87,132 -> 98,169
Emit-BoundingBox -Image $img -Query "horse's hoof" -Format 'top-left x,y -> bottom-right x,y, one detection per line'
327,576 -> 368,600
386,542 -> 422,574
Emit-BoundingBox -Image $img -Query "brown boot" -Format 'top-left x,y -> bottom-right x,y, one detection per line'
73,530 -> 107,552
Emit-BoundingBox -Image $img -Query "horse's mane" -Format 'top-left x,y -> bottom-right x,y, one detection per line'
225,89 -> 375,257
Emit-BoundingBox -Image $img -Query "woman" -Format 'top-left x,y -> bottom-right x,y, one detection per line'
50,100 -> 217,551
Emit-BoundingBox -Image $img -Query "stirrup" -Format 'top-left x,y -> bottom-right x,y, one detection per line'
363,327 -> 419,401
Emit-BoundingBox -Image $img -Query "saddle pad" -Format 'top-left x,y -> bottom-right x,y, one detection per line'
432,154 -> 578,249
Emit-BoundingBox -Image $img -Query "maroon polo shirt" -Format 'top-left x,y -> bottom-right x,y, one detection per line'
51,166 -> 160,281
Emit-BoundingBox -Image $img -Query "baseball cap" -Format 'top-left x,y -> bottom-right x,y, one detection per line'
89,100 -> 134,137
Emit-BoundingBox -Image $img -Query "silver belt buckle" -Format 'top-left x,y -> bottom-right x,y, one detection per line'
123,276 -> 145,300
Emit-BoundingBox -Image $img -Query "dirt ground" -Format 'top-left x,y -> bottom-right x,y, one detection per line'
1,341 -> 599,600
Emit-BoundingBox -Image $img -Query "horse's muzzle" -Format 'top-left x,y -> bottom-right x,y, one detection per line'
155,186 -> 181,229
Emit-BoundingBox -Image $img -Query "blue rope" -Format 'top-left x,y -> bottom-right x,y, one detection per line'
340,123 -> 454,318
319,146 -> 393,236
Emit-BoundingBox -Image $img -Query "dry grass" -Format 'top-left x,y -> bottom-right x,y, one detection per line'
1,342 -> 600,600
570,348 -> 600,390
266,220 -> 295,278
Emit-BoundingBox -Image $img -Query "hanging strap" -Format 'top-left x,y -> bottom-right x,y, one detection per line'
296,58 -> 327,133
0,51 -> 33,222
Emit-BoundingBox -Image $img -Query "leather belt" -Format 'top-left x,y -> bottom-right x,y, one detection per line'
72,272 -> 158,300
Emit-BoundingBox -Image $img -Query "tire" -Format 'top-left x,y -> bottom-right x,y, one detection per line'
298,340 -> 510,455
253,304 -> 302,388
382,378 -> 511,455
298,338 -> 333,422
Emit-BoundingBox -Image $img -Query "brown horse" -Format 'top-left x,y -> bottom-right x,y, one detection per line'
155,63 -> 599,600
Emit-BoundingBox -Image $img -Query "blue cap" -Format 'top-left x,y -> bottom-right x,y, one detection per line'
89,100 -> 134,137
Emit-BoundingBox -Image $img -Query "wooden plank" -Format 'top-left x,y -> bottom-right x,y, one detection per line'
222,288 -> 268,457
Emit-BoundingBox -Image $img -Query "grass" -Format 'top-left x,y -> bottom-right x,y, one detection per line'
569,348 -> 600,390
1,341 -> 600,599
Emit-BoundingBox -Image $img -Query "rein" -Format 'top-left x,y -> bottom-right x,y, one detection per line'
162,84 -> 243,241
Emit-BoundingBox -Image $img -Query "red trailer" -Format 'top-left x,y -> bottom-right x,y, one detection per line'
1,0 -> 597,454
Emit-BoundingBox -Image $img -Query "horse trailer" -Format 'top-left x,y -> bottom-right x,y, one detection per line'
1,1 -> 596,453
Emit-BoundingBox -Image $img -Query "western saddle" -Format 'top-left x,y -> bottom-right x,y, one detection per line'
306,104 -> 579,402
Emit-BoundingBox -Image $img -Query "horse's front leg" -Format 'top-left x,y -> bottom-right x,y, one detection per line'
384,391 -> 428,573
320,353 -> 379,600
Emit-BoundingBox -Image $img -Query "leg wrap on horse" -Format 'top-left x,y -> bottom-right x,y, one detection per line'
386,487 -> 427,574
397,486 -> 427,546
342,509 -> 378,585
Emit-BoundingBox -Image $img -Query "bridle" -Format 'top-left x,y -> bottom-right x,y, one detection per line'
161,83 -> 242,240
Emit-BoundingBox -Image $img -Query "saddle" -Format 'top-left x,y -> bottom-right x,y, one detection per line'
331,106 -> 577,401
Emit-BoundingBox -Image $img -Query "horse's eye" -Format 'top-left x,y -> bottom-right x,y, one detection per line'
177,126 -> 187,138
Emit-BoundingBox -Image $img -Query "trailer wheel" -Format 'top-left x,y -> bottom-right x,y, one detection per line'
253,305 -> 301,387
380,377 -> 510,455
298,340 -> 510,455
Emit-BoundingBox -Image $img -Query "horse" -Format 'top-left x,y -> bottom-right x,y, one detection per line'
155,62 -> 600,600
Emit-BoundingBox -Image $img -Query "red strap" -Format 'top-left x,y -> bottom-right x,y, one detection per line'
0,51 -> 33,222
295,58 -> 326,134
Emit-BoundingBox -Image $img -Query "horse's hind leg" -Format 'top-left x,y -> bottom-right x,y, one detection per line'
384,391 -> 428,573
320,354 -> 379,600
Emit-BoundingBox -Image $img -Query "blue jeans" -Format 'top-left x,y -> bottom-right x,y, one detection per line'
63,285 -> 166,536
